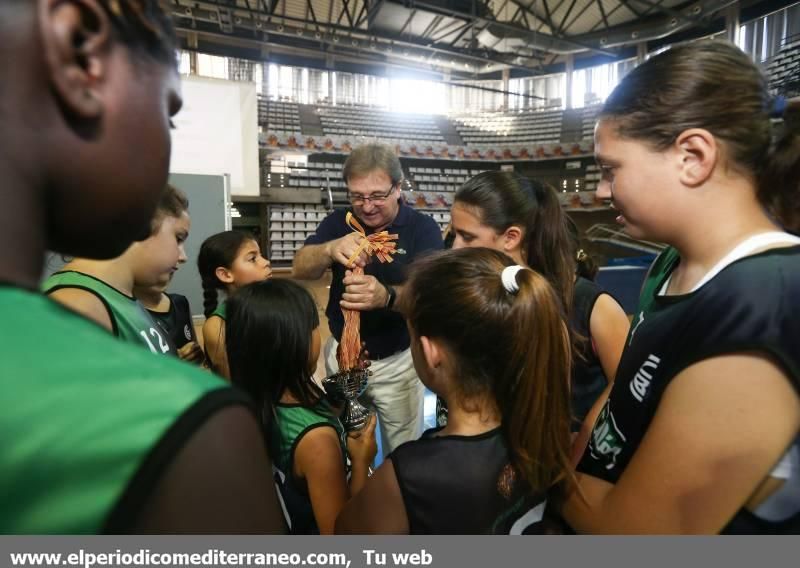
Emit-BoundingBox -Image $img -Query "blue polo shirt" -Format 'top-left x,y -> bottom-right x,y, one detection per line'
304,201 -> 443,359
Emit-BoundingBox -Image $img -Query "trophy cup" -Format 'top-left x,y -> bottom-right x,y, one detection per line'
322,368 -> 371,431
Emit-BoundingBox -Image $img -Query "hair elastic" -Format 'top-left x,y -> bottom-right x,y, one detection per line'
501,265 -> 525,294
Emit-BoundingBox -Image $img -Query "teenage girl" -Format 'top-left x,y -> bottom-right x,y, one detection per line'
449,171 -> 630,428
563,41 -> 800,534
336,247 -> 574,534
197,230 -> 272,378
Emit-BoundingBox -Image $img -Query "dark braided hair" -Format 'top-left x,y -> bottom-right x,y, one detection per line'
197,231 -> 255,318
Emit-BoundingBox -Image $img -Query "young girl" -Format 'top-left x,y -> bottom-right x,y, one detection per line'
449,171 -> 630,428
1,0 -> 282,532
132,185 -> 204,364
197,231 -> 272,378
226,279 -> 377,534
336,247 -> 574,534
44,184 -> 191,356
563,41 -> 800,534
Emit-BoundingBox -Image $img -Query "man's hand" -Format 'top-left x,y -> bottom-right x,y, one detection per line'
340,270 -> 389,311
335,340 -> 372,371
327,233 -> 369,268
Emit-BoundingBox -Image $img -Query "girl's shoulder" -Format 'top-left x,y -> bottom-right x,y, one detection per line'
275,399 -> 341,432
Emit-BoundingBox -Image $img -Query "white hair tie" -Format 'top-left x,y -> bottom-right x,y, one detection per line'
501,265 -> 525,294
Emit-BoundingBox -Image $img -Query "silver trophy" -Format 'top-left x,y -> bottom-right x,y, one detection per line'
322,368 -> 371,431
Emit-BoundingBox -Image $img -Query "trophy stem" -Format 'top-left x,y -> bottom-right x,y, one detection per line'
342,399 -> 371,431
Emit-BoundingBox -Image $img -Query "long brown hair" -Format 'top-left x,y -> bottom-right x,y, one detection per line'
760,99 -> 800,233
454,171 -> 575,315
401,248 -> 574,495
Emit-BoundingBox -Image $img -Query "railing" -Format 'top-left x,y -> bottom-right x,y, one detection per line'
585,224 -> 667,255
780,32 -> 800,49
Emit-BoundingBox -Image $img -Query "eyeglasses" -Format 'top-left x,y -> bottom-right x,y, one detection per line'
348,186 -> 396,205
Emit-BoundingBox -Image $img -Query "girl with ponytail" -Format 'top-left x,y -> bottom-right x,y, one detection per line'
759,96 -> 800,234
564,42 -> 800,534
336,247 -> 574,534
197,231 -> 272,378
449,171 -> 630,429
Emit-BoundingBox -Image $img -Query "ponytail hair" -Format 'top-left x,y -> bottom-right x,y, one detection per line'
197,230 -> 254,317
566,216 -> 599,281
401,248 -> 574,496
526,179 -> 575,313
455,172 -> 574,314
759,98 -> 800,233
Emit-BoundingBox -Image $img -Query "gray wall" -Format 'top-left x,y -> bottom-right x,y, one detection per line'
168,173 -> 229,319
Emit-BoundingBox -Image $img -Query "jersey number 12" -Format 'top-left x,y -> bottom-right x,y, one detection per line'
140,328 -> 170,354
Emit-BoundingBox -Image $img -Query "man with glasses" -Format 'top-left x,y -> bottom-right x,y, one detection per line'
294,143 -> 443,457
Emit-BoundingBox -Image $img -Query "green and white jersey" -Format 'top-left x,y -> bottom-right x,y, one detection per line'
0,286 -> 238,533
43,271 -> 175,355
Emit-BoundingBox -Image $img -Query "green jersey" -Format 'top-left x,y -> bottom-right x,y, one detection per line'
635,247 -> 681,316
626,247 -> 681,347
43,271 -> 175,355
211,300 -> 227,320
0,287 -> 233,533
271,400 -> 348,534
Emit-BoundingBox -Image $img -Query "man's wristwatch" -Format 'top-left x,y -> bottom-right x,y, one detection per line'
383,284 -> 397,310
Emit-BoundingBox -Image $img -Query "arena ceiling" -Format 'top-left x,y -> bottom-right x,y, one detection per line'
167,0 -> 794,76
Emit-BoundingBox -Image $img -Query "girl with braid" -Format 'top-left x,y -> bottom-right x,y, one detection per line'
197,231 -> 272,378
